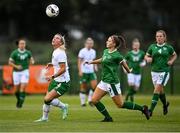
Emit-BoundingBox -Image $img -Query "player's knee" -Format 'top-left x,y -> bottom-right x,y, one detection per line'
116,101 -> 124,108
44,97 -> 52,105
91,97 -> 98,105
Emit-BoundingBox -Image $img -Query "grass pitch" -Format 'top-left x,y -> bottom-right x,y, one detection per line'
0,95 -> 180,132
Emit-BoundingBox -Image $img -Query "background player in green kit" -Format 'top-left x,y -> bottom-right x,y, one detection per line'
86,35 -> 150,122
35,34 -> 70,122
145,30 -> 177,116
125,38 -> 146,102
9,38 -> 35,108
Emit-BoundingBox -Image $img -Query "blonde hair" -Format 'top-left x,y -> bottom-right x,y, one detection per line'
156,30 -> 167,42
132,38 -> 140,43
55,33 -> 66,50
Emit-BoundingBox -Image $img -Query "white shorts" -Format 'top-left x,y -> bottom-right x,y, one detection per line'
13,69 -> 30,85
127,73 -> 141,88
97,80 -> 121,97
151,71 -> 169,86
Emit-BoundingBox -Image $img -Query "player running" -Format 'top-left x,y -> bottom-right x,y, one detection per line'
125,38 -> 146,102
78,37 -> 97,107
35,34 -> 70,122
144,30 -> 177,116
86,35 -> 150,122
9,38 -> 35,108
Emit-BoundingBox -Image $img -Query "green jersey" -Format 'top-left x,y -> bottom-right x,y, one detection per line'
101,49 -> 124,84
125,50 -> 145,74
146,43 -> 175,72
9,49 -> 32,71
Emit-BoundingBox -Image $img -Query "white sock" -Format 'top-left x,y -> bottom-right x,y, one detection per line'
88,89 -> 94,102
79,92 -> 86,105
42,104 -> 50,120
50,98 -> 65,109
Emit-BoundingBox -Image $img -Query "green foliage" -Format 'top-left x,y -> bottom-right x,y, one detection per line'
0,95 -> 180,132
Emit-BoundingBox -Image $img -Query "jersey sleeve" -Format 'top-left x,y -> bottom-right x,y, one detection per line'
57,51 -> 67,63
28,51 -> 32,59
169,45 -> 175,55
118,54 -> 124,63
94,50 -> 96,59
9,51 -> 16,61
78,49 -> 84,59
146,44 -> 153,56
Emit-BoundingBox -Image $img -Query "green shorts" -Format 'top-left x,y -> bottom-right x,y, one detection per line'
48,80 -> 70,95
80,73 -> 97,84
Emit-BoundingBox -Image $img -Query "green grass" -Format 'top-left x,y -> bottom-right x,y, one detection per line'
0,95 -> 180,132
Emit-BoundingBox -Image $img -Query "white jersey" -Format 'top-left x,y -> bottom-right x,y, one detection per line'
78,48 -> 96,73
52,48 -> 70,82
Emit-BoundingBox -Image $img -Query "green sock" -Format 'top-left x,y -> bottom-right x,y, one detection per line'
150,93 -> 159,112
125,86 -> 134,101
15,91 -> 20,101
122,101 -> 143,111
130,89 -> 136,102
95,102 -> 111,118
19,92 -> 26,105
159,93 -> 166,106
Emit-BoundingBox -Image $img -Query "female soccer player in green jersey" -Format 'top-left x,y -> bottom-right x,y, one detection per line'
86,35 -> 150,122
35,34 -> 70,122
9,38 -> 35,108
125,38 -> 146,102
144,30 -> 177,116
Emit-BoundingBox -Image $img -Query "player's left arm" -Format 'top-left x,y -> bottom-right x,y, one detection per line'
46,62 -> 66,81
29,51 -> 35,65
168,52 -> 177,65
120,60 -> 132,73
30,57 -> 35,65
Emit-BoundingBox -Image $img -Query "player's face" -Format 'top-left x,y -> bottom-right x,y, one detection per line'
85,40 -> 94,49
18,40 -> 26,50
132,42 -> 140,51
52,35 -> 62,49
156,32 -> 166,44
106,37 -> 115,49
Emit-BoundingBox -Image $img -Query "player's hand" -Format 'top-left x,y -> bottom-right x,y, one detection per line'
129,68 -> 133,73
46,63 -> 53,69
167,60 -> 174,66
16,65 -> 23,70
45,75 -> 52,81
146,57 -> 152,63
140,60 -> 146,67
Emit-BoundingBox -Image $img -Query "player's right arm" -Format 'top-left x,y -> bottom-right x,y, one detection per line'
89,58 -> 102,64
9,51 -> 22,70
77,57 -> 83,77
144,45 -> 153,63
8,59 -> 22,70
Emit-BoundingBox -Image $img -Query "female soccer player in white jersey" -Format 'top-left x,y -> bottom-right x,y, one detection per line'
86,35 -> 150,122
35,34 -> 70,122
145,30 -> 177,116
78,37 -> 97,107
9,38 -> 35,108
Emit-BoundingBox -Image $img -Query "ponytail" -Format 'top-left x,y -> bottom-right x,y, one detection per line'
111,35 -> 126,49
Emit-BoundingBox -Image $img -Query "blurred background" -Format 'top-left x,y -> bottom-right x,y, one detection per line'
0,0 -> 180,95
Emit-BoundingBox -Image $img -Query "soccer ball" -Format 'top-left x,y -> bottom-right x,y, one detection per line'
46,4 -> 59,17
